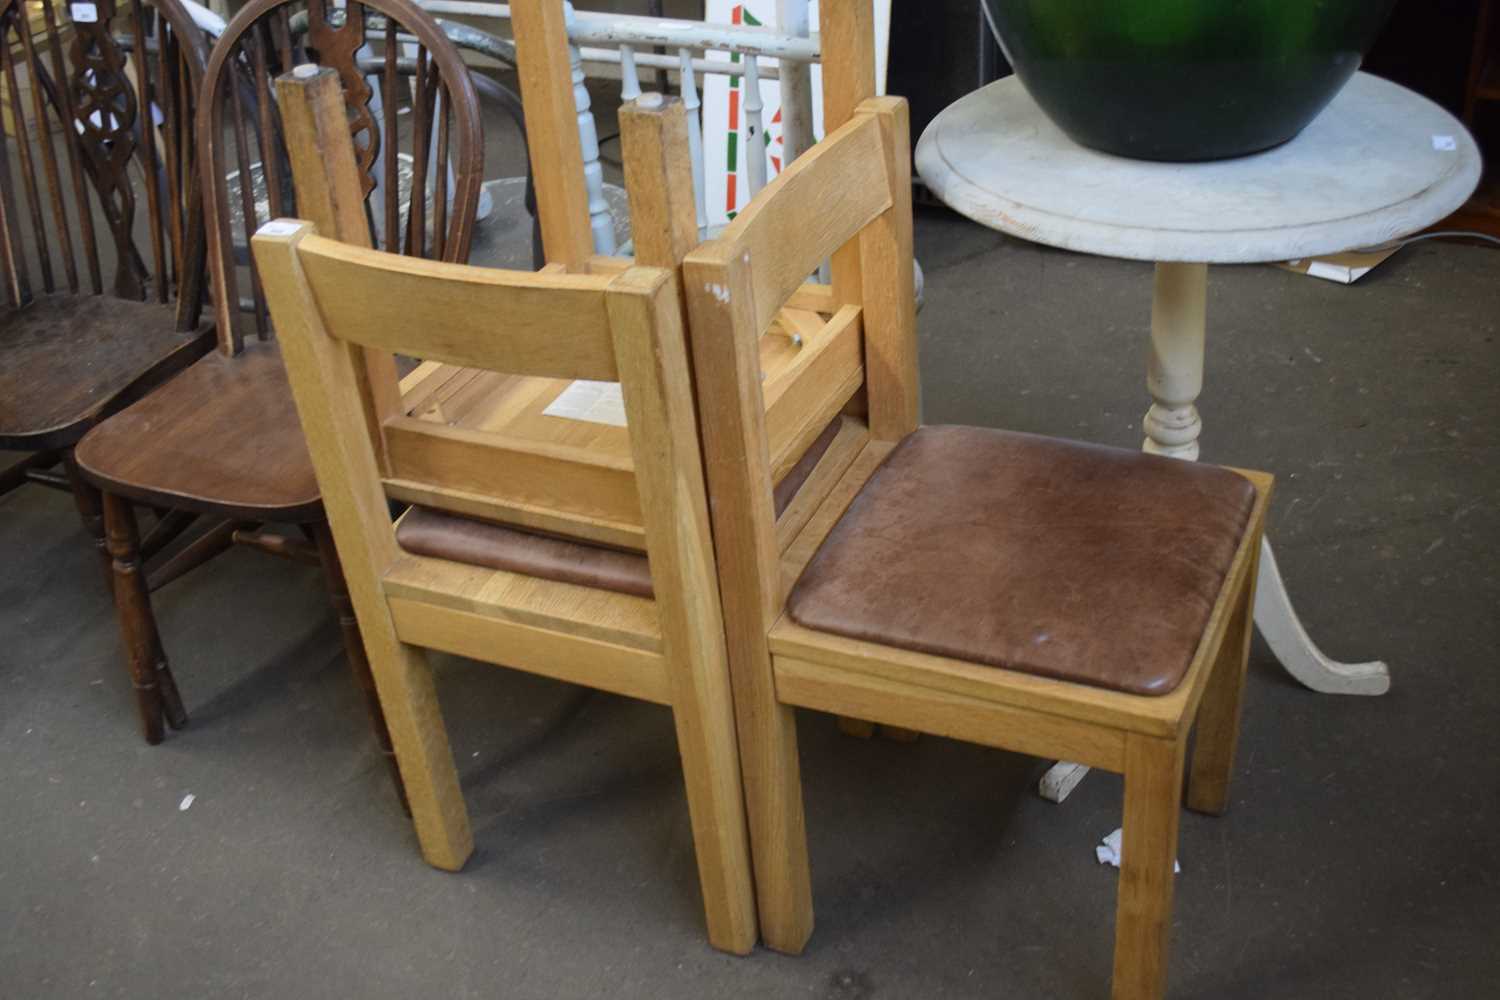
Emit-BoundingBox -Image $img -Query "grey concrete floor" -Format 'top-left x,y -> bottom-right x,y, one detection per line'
4,162 -> 1500,998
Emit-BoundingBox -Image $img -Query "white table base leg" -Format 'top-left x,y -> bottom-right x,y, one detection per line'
1038,761 -> 1092,803
1253,537 -> 1391,695
1034,261 -> 1390,805
1039,263 -> 1211,803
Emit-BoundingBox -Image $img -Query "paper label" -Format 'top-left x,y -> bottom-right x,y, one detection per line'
542,380 -> 627,427
1306,261 -> 1359,284
70,4 -> 98,23
1432,135 -> 1457,152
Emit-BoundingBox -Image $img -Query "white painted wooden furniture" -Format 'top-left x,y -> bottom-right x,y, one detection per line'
420,0 -> 823,245
916,72 -> 1482,800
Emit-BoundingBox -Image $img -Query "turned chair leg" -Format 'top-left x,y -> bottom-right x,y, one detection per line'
310,521 -> 410,814
103,492 -> 188,743
1112,733 -> 1187,1000
64,453 -> 113,593
1187,575 -> 1255,816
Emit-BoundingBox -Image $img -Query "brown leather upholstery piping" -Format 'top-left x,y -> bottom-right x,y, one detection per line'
785,425 -> 1257,696
394,416 -> 844,598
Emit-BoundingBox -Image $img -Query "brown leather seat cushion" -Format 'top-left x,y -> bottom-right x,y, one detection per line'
397,509 -> 657,597
786,425 -> 1257,696
394,417 -> 844,598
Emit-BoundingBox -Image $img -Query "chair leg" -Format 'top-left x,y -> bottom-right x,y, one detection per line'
1187,569 -> 1256,816
668,678 -> 761,955
309,521 -> 410,815
742,701 -> 816,955
318,568 -> 472,869
64,453 -> 113,593
103,492 -> 188,743
1112,733 -> 1187,1000
837,716 -> 876,739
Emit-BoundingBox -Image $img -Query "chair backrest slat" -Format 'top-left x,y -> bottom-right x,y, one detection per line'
379,19 -> 398,253
0,65 -> 34,305
406,46 -> 431,258
127,0 -> 165,300
702,112 -> 890,339
290,234 -> 618,380
432,94 -> 449,260
16,9 -> 73,292
249,27 -> 284,222
1,34 -> 53,294
225,61 -> 268,336
155,21 -> 182,288
39,0 -> 100,293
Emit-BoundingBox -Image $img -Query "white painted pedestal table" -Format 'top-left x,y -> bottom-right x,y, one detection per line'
915,73 -> 1482,801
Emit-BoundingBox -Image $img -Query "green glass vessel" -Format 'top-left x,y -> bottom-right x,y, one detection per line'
982,0 -> 1398,161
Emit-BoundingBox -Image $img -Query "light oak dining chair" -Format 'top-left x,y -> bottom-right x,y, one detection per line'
249,86 -> 757,950
680,90 -> 1273,998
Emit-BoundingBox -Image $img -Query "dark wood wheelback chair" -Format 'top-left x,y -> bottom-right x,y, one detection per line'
70,0 -> 484,810
0,0 -> 214,572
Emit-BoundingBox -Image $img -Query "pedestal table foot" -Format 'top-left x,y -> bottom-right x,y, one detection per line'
1253,537 -> 1391,696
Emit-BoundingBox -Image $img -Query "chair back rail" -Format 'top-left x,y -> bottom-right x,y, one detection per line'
196,0 -> 483,354
293,236 -> 618,378
698,111 -> 890,337
0,0 -> 208,319
683,95 -> 916,527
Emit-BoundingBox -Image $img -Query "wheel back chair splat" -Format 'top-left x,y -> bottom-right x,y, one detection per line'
0,0 -> 214,572
673,7 -> 1274,998
71,0 -> 481,812
252,65 -> 757,951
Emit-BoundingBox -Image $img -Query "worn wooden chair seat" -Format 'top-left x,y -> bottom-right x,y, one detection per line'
391,416 -> 842,598
784,424 -> 1259,696
75,340 -> 320,519
0,295 -> 211,450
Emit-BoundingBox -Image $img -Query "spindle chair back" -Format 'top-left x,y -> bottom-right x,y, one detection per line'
198,0 -> 483,353
0,0 -> 213,576
0,0 -> 207,312
70,0 -> 483,810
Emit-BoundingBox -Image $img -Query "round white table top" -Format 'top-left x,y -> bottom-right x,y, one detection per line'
915,73 -> 1482,264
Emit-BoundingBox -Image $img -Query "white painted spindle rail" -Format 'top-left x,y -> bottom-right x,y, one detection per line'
562,3 -> 615,254
679,48 -> 708,234
743,54 -> 766,198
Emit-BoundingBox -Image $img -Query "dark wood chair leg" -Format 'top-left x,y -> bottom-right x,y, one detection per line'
64,452 -> 113,593
103,492 -> 189,742
310,521 -> 411,814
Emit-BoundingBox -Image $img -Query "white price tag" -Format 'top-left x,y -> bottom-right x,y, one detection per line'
1431,135 -> 1457,152
542,380 -> 628,427
70,3 -> 98,23
255,219 -> 302,237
